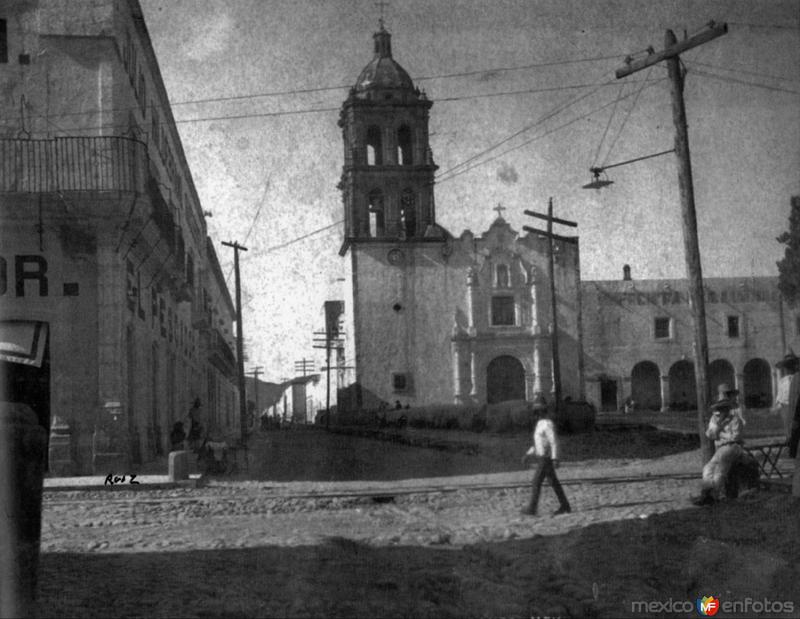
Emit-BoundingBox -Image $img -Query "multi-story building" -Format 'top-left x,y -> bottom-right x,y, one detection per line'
582,267 -> 793,412
0,0 -> 238,473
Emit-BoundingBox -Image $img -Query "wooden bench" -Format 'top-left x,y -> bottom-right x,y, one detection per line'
744,439 -> 787,479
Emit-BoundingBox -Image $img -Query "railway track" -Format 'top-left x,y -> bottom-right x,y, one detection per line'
43,470 -> 702,507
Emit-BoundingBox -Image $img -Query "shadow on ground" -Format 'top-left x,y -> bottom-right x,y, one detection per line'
37,495 -> 800,618
224,426 -> 700,483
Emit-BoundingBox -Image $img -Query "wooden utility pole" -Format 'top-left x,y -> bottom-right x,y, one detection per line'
616,22 -> 727,462
222,240 -> 249,442
294,358 -> 315,376
524,200 -> 578,416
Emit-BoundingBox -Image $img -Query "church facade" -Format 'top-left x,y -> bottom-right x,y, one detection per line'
335,24 -> 584,410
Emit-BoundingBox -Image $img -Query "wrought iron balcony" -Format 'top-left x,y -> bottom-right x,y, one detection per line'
0,136 -> 147,193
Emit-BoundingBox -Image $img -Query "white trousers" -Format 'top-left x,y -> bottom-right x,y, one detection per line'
702,443 -> 744,496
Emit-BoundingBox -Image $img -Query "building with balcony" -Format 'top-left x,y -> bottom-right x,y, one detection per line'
0,0 -> 238,473
582,267 -> 797,413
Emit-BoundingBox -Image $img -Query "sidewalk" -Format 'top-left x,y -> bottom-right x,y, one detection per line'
597,406 -> 786,438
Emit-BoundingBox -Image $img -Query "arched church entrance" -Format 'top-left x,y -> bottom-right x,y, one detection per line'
631,361 -> 661,410
486,355 -> 526,404
743,358 -> 772,408
709,359 -> 735,399
668,360 -> 696,410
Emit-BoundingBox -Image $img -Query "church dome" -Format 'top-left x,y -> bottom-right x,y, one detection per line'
354,25 -> 415,92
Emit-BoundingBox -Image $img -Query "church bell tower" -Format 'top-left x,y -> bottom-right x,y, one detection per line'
338,22 -> 438,254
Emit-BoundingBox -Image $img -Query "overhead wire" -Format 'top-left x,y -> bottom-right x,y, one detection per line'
262,221 -> 343,254
686,67 -> 800,95
24,51 -> 627,125
224,179 -> 271,282
435,78 -> 668,186
590,80 -> 626,168
727,21 -> 800,30
601,66 -> 655,167
688,59 -> 800,83
26,77 -> 663,135
435,78 -> 619,180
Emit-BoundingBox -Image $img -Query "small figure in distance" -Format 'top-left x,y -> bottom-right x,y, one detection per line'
187,398 -> 203,452
520,394 -> 572,517
170,421 -> 186,451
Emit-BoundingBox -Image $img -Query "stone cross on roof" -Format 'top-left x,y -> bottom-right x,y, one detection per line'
493,203 -> 506,218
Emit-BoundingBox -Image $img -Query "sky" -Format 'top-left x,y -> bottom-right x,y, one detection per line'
139,0 -> 800,381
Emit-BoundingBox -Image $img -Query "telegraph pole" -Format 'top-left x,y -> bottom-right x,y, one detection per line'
294,358 -> 315,376
524,200 -> 578,417
222,240 -> 249,442
616,22 -> 727,462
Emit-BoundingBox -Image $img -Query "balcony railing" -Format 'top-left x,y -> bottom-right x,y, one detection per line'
0,136 -> 147,193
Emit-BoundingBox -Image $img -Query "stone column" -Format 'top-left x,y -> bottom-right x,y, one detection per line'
533,339 -> 549,396
453,343 -> 463,404
466,268 -> 478,335
529,278 -> 539,334
97,241 -> 125,406
470,350 -> 478,400
618,376 -> 632,411
660,375 -> 670,412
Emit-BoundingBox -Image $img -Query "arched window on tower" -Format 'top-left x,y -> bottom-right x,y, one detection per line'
367,189 -> 385,237
400,189 -> 416,238
366,126 -> 382,166
397,125 -> 412,165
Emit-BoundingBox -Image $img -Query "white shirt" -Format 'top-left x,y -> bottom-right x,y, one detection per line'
526,418 -> 559,460
773,373 -> 800,436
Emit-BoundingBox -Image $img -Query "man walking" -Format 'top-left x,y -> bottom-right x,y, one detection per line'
521,396 -> 571,516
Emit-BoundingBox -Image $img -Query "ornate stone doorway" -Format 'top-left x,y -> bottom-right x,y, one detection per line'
486,355 -> 526,404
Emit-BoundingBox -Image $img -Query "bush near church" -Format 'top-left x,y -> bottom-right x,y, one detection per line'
330,399 -> 595,434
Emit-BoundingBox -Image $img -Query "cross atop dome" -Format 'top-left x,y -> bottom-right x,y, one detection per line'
493,203 -> 507,219
375,1 -> 390,30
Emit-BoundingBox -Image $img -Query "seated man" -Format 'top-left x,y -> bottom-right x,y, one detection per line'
693,386 -> 746,506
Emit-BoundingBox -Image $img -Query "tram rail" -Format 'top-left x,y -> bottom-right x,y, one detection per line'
43,470 -> 702,507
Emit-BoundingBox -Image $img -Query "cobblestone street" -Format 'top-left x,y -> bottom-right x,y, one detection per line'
37,426 -> 800,618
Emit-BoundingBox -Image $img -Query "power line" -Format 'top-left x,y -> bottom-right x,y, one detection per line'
29,76 -> 663,134
687,59 -> 800,84
437,78 -> 657,103
435,80 -> 615,180
436,78 -> 668,185
601,66 -> 655,168
728,21 -> 800,30
688,68 -> 800,95
25,51 -> 627,125
262,221 -> 343,254
591,80 -> 626,168
225,179 -> 271,283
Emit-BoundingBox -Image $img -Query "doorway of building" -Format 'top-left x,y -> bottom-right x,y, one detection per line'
668,359 -> 697,410
486,355 -> 526,404
631,361 -> 661,410
743,358 -> 772,408
599,377 -> 618,411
